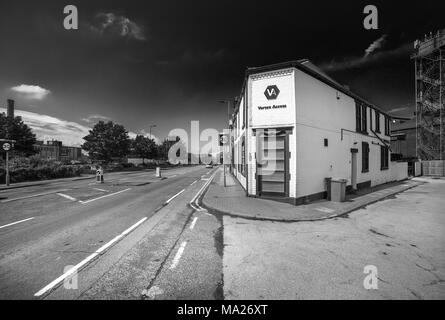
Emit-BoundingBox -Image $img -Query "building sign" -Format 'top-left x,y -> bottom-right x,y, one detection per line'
257,104 -> 287,110
264,85 -> 280,100
251,70 -> 296,127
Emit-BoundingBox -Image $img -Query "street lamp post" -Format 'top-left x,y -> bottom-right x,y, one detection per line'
149,125 -> 157,140
218,100 -> 232,187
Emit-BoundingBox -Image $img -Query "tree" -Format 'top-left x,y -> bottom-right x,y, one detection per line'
158,137 -> 180,160
132,135 -> 157,163
82,121 -> 130,162
0,113 -> 36,156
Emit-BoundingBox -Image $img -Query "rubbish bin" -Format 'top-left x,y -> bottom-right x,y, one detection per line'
330,178 -> 347,202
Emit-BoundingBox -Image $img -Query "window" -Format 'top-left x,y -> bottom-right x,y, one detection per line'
369,109 -> 373,131
375,111 -> 380,133
380,146 -> 389,170
355,101 -> 368,134
362,142 -> 369,173
384,116 -> 390,136
361,104 -> 367,133
241,136 -> 246,176
356,102 -> 361,132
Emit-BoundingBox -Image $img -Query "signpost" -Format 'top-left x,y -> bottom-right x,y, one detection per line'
1,139 -> 16,186
219,133 -> 229,187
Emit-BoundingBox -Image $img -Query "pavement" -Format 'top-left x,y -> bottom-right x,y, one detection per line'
201,168 -> 424,221
223,177 -> 445,299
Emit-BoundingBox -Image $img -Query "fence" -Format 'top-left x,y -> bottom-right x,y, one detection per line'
422,160 -> 445,176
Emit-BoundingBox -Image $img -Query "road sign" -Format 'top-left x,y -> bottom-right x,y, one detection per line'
2,142 -> 11,151
219,133 -> 229,146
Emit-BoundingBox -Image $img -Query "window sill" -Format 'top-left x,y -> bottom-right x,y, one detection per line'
362,169 -> 369,173
380,167 -> 389,171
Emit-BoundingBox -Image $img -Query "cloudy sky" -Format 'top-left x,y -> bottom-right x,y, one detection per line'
0,0 -> 443,146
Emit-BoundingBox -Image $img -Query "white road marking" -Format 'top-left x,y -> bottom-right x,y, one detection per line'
56,193 -> 77,201
92,188 -> 109,192
34,217 -> 147,297
189,217 -> 198,230
165,189 -> 185,204
190,180 -> 197,186
190,170 -> 217,211
0,189 -> 69,203
169,241 -> 187,270
0,217 -> 35,230
168,175 -> 177,178
79,188 -> 131,204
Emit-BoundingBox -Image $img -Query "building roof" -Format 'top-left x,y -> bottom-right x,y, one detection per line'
243,59 -> 393,118
391,118 -> 417,131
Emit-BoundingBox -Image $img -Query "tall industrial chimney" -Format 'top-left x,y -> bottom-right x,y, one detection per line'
7,99 -> 14,119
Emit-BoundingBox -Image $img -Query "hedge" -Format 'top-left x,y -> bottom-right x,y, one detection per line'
0,164 -> 82,183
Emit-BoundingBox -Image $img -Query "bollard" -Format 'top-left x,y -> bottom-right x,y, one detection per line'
96,167 -> 104,184
156,166 -> 161,178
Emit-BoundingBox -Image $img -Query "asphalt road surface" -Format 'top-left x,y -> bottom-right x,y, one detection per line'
0,165 -> 215,299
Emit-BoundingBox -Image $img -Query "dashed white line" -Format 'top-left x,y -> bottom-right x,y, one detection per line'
79,188 -> 131,204
0,217 -> 35,230
56,193 -> 77,201
34,216 -> 147,297
189,217 -> 198,230
169,241 -> 187,270
165,189 -> 185,204
190,180 -> 197,186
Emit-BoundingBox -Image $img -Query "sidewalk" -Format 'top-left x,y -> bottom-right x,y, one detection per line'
201,169 -> 424,221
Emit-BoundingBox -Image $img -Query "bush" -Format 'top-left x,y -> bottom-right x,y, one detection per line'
0,156 -> 82,183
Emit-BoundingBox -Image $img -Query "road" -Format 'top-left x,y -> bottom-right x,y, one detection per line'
2,167 -> 443,300
0,165 -> 215,299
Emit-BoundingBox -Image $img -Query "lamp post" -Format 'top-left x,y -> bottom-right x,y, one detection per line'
218,99 -> 232,187
149,124 -> 157,140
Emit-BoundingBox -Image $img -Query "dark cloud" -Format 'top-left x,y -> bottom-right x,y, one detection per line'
90,12 -> 147,41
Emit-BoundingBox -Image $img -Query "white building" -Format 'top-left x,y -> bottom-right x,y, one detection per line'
230,59 -> 407,205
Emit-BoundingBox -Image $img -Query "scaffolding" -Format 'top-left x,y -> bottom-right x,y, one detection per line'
413,29 -> 445,160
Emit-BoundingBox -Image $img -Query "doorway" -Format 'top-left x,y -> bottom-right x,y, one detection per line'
256,129 -> 290,198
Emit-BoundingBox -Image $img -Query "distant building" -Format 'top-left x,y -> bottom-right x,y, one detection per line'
391,118 -> 417,161
34,140 -> 82,162
7,99 -> 14,119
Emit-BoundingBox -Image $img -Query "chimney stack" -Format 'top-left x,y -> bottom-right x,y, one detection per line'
7,99 -> 14,119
